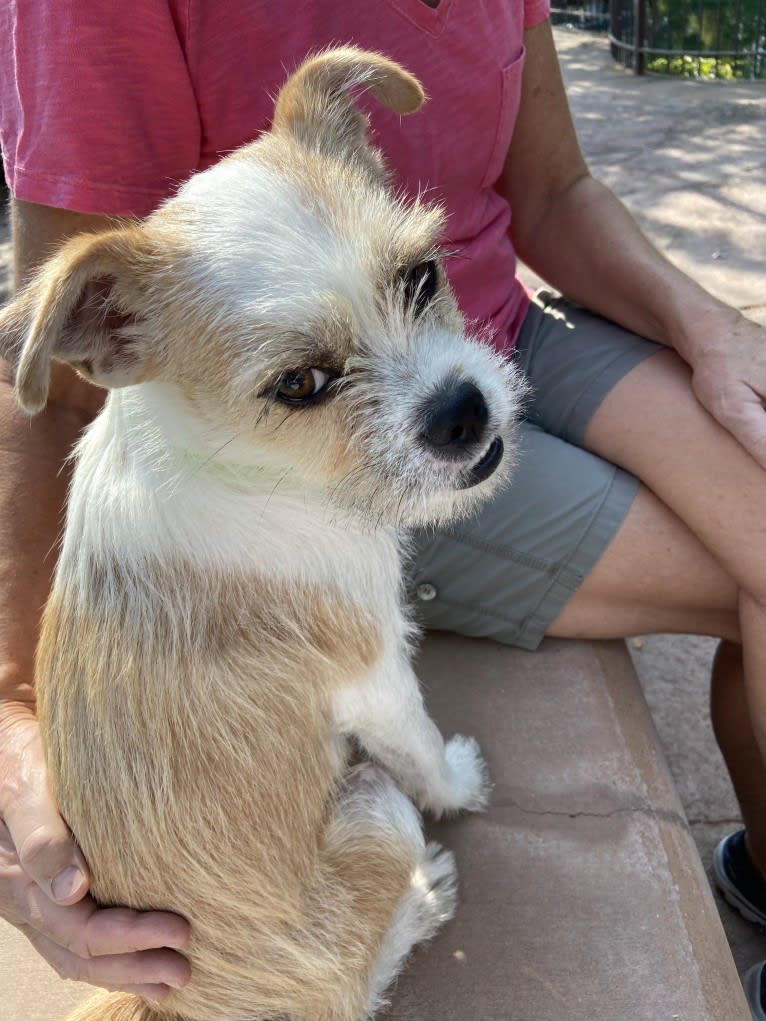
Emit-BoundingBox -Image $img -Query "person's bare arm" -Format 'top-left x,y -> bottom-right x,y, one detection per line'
0,199 -> 190,1000
3,199 -> 111,705
504,21 -> 766,468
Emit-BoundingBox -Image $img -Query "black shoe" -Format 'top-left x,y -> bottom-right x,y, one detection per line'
743,962 -> 766,1021
713,829 -> 766,927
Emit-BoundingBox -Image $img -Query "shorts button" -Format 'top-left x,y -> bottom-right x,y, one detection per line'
416,582 -> 438,602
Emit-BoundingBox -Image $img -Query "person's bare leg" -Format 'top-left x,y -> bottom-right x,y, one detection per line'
711,640 -> 766,877
548,485 -> 739,642
547,347 -> 766,869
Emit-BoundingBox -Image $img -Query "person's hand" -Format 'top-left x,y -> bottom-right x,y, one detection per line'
0,702 -> 191,1002
680,307 -> 766,470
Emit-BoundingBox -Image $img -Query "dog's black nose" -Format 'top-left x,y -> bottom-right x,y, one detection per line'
420,381 -> 489,452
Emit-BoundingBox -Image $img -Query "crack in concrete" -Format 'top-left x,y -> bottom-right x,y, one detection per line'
490,795 -> 686,827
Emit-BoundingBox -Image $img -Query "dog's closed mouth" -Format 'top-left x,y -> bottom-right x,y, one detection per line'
461,435 -> 504,488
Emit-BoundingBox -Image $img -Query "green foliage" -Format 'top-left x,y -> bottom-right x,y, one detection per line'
646,55 -> 739,79
644,0 -> 765,78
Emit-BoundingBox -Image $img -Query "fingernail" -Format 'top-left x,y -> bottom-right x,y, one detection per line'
51,866 -> 85,901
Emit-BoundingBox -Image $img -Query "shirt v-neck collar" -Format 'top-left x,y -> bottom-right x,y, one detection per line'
385,0 -> 455,36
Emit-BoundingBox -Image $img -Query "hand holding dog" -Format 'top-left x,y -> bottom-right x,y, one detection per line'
0,703 -> 191,1002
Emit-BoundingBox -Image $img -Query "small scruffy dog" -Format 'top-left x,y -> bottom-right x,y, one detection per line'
0,48 -> 525,1021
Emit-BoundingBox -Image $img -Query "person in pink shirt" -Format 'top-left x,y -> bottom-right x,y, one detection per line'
2,0 -> 549,352
2,2 -> 766,1013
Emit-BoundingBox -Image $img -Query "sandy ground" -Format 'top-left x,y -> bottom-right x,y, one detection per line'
1,25 -> 765,978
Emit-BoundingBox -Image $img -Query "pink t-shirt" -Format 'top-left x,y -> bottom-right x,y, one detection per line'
0,0 -> 550,352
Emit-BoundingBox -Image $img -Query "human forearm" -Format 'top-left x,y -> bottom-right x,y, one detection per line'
511,165 -> 766,465
512,172 -> 741,356
0,362 -> 94,915
0,364 -> 95,712
1,199 -> 114,709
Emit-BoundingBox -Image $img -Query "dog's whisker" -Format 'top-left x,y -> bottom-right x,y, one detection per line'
327,458 -> 373,502
262,468 -> 293,514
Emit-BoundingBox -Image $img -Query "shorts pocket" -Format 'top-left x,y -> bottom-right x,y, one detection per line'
480,46 -> 526,190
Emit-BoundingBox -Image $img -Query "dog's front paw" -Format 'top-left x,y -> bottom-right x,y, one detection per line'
423,735 -> 490,817
445,734 -> 491,813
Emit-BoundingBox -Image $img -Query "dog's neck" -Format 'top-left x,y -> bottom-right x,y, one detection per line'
108,380 -> 316,494
166,445 -> 273,484
118,382 -> 281,480
61,381 -> 400,589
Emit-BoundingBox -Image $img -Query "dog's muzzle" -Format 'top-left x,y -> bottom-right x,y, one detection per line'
418,381 -> 504,487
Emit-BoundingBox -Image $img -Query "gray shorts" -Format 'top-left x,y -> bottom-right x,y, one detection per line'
408,290 -> 663,650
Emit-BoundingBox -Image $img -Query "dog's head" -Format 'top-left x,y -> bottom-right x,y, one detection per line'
0,47 -> 526,526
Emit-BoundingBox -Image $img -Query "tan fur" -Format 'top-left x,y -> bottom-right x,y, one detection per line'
270,46 -> 424,180
38,560 -> 403,1021
5,227 -> 157,412
64,992 -> 164,1021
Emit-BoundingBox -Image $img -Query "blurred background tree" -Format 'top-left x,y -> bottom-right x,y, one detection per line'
553,0 -> 766,78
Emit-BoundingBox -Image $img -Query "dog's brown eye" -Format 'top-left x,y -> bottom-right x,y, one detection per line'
401,259 -> 439,317
275,368 -> 332,405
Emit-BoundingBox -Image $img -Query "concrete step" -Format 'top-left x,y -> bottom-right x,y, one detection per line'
381,635 -> 749,1021
0,637 -> 748,1020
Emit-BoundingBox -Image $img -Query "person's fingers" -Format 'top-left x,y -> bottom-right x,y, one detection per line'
20,883 -> 190,961
21,926 -> 189,999
0,712 -> 191,1001
729,411 -> 766,472
692,374 -> 766,473
0,715 -> 89,904
14,821 -> 88,906
2,819 -> 191,997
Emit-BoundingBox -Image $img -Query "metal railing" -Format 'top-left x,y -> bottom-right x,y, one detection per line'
610,0 -> 766,76
550,0 -> 611,29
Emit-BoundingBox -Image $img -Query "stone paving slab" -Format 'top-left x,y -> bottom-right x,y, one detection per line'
378,637 -> 748,1021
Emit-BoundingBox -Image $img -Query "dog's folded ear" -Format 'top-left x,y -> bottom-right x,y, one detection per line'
0,226 -> 160,414
271,46 -> 424,165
